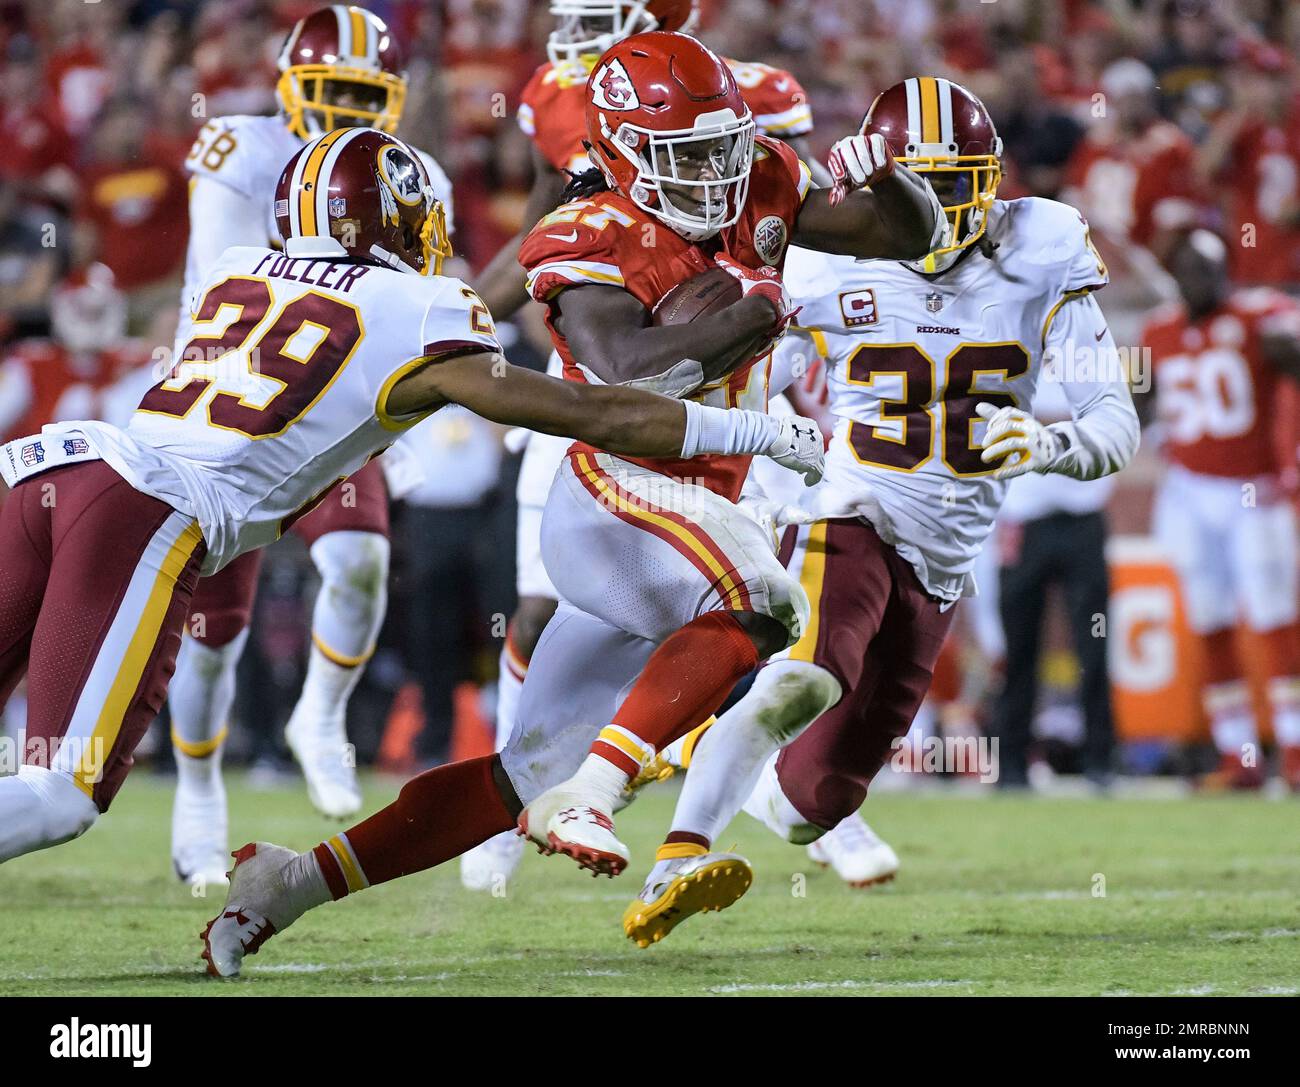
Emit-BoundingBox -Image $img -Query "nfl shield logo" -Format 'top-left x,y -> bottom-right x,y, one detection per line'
328,196 -> 347,218
925,291 -> 943,313
21,441 -> 44,467
63,438 -> 89,456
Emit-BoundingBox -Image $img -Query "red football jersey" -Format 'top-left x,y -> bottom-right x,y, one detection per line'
1063,120 -> 1199,247
1,340 -> 146,442
517,56 -> 813,174
1223,118 -> 1300,286
519,135 -> 812,501
1144,289 -> 1300,479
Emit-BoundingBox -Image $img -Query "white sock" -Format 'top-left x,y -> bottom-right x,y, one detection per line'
495,642 -> 527,751
269,849 -> 335,930
0,766 -> 98,862
291,645 -> 365,728
568,753 -> 632,814
1268,676 -> 1300,746
669,660 -> 840,845
1205,681 -> 1258,757
741,751 -> 824,845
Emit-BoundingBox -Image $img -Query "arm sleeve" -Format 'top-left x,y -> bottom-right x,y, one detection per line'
420,280 -> 504,360
1042,292 -> 1140,480
186,178 -> 269,286
0,358 -> 34,436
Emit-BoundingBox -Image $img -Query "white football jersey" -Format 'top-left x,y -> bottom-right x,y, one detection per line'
59,246 -> 500,573
177,114 -> 454,347
774,196 -> 1125,600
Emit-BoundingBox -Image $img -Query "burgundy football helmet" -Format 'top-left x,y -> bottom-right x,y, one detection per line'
547,1 -> 699,69
276,5 -> 407,139
861,77 -> 1003,272
274,129 -> 451,276
585,32 -> 755,241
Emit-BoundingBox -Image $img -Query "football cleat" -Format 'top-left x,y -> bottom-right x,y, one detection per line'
459,829 -> 526,892
285,708 -> 362,819
200,842 -> 297,978
1196,753 -> 1266,793
171,771 -> 230,889
618,717 -> 716,810
806,813 -> 899,888
623,852 -> 753,948
518,786 -> 629,877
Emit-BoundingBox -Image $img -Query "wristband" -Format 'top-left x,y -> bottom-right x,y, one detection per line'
680,401 -> 780,458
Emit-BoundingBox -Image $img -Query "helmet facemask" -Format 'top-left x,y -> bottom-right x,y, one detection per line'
547,1 -> 658,70
277,65 -> 406,139
902,152 -> 1001,274
598,111 -> 755,241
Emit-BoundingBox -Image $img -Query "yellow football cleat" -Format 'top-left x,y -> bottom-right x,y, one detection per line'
620,717 -> 717,807
622,852 -> 753,948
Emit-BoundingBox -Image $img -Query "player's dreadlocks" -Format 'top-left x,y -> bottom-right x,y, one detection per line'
560,167 -> 609,202
558,143 -> 611,203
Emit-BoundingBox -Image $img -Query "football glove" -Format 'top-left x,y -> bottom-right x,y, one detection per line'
828,133 -> 896,207
977,402 -> 1066,480
765,414 -> 825,486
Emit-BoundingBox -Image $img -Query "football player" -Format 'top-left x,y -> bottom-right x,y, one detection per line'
619,77 -> 1142,947
504,33 -> 939,877
169,5 -> 455,885
1145,229 -> 1300,790
0,130 -> 822,886
462,0 -> 832,891
0,265 -> 142,442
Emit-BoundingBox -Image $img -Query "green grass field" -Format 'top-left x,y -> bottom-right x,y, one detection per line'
2,773 -> 1297,996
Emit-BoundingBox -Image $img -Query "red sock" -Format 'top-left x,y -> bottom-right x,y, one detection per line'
591,611 -> 759,776
313,755 -> 514,898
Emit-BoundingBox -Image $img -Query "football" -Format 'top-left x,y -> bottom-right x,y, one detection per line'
651,267 -> 743,325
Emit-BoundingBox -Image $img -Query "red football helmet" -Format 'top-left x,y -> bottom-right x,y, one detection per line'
585,32 -> 755,241
861,77 -> 1003,272
274,129 -> 451,276
51,264 -> 126,355
547,1 -> 699,69
276,5 -> 407,139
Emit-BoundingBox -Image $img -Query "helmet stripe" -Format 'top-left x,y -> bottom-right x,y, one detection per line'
903,78 -> 922,145
315,127 -> 366,232
298,128 -> 350,237
918,76 -> 940,144
347,6 -> 368,61
331,5 -> 351,59
937,78 -> 955,147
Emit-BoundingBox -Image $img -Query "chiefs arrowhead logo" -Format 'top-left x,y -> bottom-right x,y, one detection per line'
591,59 -> 639,110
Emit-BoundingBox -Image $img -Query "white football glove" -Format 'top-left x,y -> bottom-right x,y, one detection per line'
976,402 -> 1065,480
764,414 -> 825,486
827,132 -> 896,207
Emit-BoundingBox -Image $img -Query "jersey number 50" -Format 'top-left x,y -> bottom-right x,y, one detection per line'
847,341 -> 1029,476
140,276 -> 363,438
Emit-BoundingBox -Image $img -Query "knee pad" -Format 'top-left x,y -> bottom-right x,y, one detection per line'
310,531 -> 391,599
748,660 -> 842,746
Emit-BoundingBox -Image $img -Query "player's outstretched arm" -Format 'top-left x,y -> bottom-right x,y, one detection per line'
793,134 -> 941,260
554,283 -> 777,390
470,150 -> 569,319
386,350 -> 825,481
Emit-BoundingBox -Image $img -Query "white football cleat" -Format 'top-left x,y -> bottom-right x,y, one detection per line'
623,852 -> 752,948
806,813 -> 899,888
171,768 -> 230,889
459,829 -> 525,892
518,785 -> 628,877
285,708 -> 362,819
200,842 -> 298,978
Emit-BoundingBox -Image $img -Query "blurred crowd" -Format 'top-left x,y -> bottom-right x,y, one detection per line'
1,0 -> 1298,781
